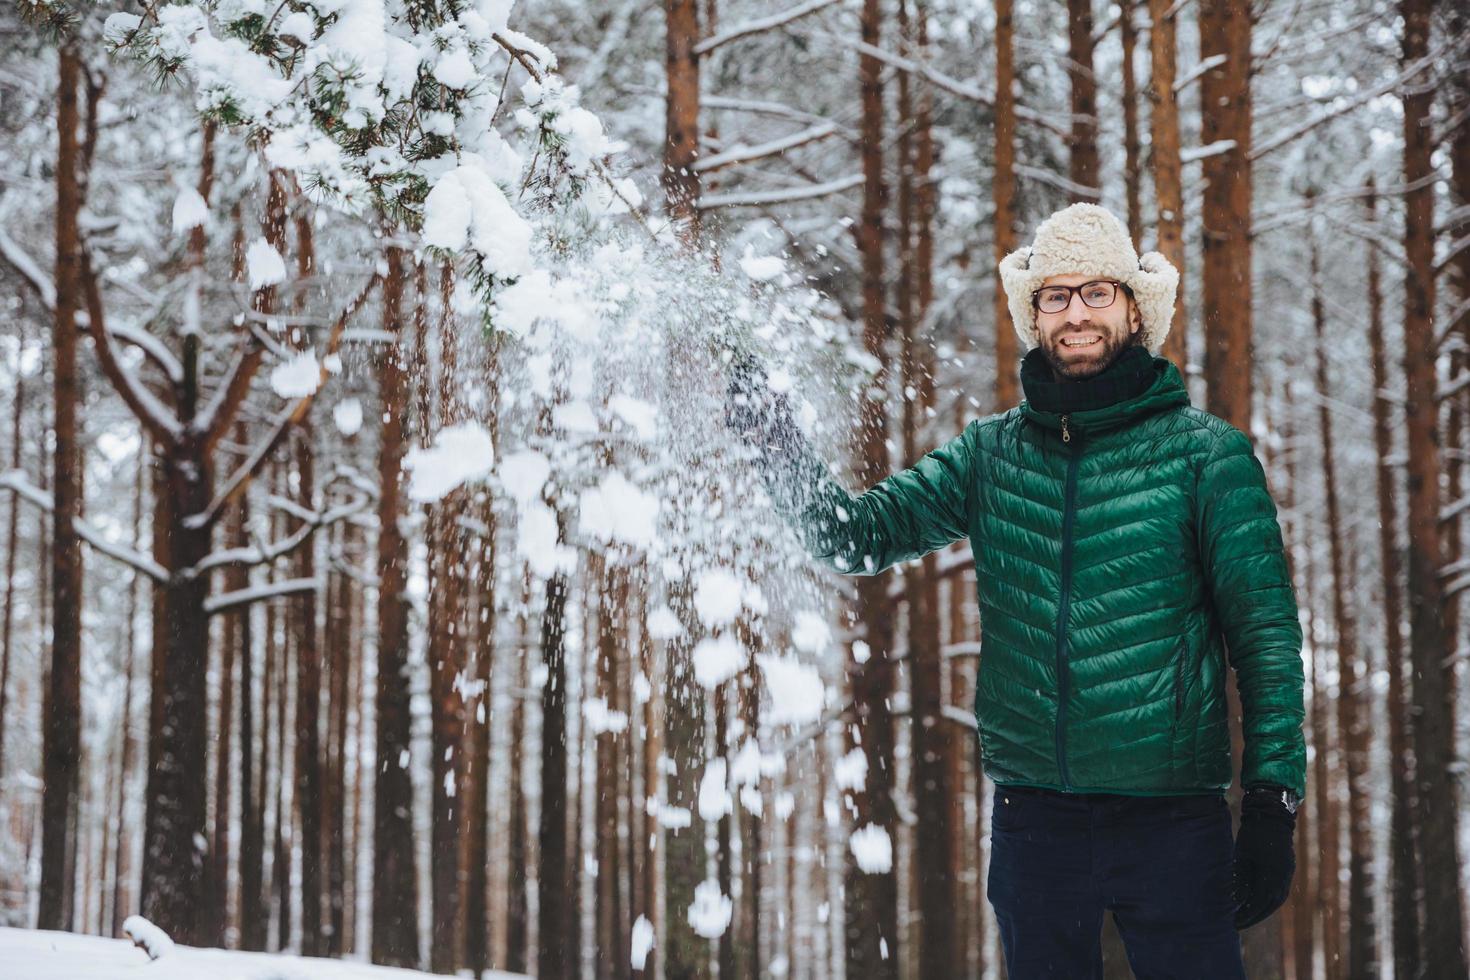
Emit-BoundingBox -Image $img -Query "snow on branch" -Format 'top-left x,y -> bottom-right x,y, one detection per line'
810,30 -> 1072,140
191,272 -> 381,529
1013,163 -> 1101,200
694,0 -> 843,56
0,469 -> 169,583
693,122 -> 841,174
0,218 -> 183,382
1180,139 -> 1236,164
1173,54 -> 1226,95
1251,33 -> 1469,161
698,173 -> 864,210
0,220 -> 54,308
189,493 -> 370,579
80,245 -> 182,446
205,576 -> 324,616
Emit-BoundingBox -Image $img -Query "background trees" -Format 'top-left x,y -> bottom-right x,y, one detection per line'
1,0 -> 1468,978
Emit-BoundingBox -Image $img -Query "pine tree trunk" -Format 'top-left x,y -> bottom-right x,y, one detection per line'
1066,0 -> 1100,202
293,241 -> 325,961
505,587 -> 530,975
324,517 -> 348,957
734,615 -> 762,980
594,555 -> 630,980
663,572 -> 707,980
425,279 -> 468,974
663,0 -> 702,243
0,357 -> 25,793
992,0 -> 1020,406
538,541 -> 573,980
371,245 -> 420,968
1309,227 -> 1377,976
463,482 -> 495,974
1197,3 -> 1281,971
897,3 -> 954,968
40,40 -> 85,935
110,443 -> 144,938
849,0 -> 899,974
1400,0 -> 1469,971
1363,177 -> 1423,980
1147,0 -> 1188,371
1120,0 -> 1141,243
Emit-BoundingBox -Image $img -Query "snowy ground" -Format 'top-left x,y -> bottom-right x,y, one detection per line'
0,928 -> 529,980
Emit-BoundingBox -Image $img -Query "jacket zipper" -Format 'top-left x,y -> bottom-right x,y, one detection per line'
1055,413 -> 1080,790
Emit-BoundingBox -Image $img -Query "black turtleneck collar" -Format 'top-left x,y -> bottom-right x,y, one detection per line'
1020,343 -> 1157,415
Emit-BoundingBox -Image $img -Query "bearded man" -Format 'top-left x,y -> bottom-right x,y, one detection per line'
726,203 -> 1305,979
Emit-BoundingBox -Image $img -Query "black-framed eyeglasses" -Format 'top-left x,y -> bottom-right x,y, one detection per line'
1031,280 -> 1124,314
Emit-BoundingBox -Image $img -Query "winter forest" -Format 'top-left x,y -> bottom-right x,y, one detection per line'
0,0 -> 1467,977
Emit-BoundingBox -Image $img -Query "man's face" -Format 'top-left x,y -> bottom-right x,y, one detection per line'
1033,273 -> 1142,381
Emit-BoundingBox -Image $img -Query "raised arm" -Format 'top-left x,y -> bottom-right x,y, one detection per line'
725,353 -> 975,576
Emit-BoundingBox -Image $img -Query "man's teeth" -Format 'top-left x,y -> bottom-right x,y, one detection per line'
1062,336 -> 1100,347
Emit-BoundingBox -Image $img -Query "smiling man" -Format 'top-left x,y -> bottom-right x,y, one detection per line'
725,203 -> 1306,978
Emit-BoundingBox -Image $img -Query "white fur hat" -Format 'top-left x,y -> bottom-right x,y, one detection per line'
998,203 -> 1179,353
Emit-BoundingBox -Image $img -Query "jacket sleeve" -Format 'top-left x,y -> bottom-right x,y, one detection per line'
1197,425 -> 1307,799
755,421 -> 977,576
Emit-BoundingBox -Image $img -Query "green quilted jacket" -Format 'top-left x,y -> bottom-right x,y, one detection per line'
765,352 -> 1306,799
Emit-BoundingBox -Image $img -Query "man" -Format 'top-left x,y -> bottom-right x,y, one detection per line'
725,203 -> 1305,979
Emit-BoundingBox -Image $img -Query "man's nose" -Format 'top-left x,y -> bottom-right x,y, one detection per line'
1064,291 -> 1091,321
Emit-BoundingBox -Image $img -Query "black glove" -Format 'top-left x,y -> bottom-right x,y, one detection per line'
723,348 -> 799,453
1231,785 -> 1298,929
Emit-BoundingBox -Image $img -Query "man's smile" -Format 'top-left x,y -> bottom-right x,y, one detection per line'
1060,333 -> 1103,349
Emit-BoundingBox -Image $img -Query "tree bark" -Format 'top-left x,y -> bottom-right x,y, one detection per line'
663,571 -> 708,980
1363,176 -> 1423,980
1066,0 -> 1100,202
1120,0 -> 1141,242
663,0 -> 703,244
847,1 -> 899,975
1309,224 -> 1377,976
898,2 -> 954,971
0,347 -> 25,792
40,40 -> 85,935
993,0 -> 1020,406
371,245 -> 420,968
1400,0 -> 1468,972
537,533 -> 573,980
1147,0 -> 1188,371
425,270 -> 468,974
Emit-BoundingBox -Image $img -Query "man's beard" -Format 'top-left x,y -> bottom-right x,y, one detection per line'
1040,325 -> 1140,381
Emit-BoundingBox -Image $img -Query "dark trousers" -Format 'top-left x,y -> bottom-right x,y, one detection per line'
986,783 -> 1247,980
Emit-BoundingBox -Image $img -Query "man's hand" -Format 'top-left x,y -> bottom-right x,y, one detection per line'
1231,785 -> 1298,929
723,349 -> 798,453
